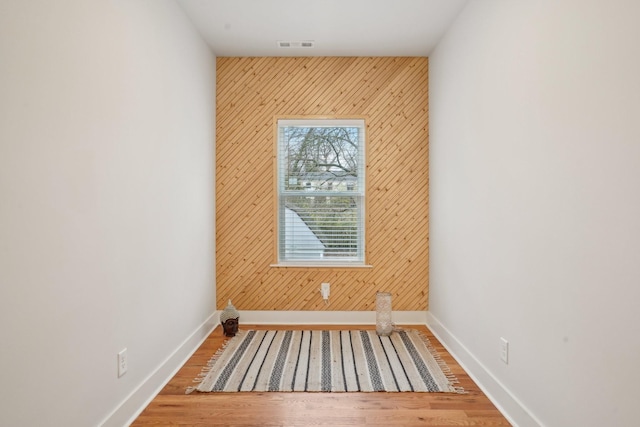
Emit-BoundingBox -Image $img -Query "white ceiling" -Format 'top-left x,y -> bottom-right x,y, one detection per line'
177,0 -> 469,57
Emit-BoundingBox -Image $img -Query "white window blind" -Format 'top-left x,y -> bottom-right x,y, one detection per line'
277,119 -> 365,264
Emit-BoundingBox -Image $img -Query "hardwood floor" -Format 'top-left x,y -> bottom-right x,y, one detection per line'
132,325 -> 511,426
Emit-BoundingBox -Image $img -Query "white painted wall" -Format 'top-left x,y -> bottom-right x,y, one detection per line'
0,1 -> 216,426
429,1 -> 640,426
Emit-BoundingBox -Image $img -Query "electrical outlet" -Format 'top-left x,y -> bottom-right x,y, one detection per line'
320,282 -> 330,300
118,348 -> 128,377
500,338 -> 509,364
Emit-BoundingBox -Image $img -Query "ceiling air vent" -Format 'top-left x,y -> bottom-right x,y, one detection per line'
277,40 -> 315,48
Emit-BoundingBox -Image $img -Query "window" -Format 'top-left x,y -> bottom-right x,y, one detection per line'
277,119 -> 365,265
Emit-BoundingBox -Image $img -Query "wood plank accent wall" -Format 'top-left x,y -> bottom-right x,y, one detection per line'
216,57 -> 428,311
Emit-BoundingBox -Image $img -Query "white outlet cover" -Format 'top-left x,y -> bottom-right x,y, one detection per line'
499,338 -> 509,364
118,348 -> 128,377
320,283 -> 330,299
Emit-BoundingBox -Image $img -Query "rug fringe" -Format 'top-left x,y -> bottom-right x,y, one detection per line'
415,330 -> 467,394
185,332 -> 239,394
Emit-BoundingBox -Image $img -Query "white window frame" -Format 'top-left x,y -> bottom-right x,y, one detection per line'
276,118 -> 366,267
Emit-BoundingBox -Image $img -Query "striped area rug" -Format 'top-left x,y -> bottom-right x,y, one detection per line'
189,329 -> 463,393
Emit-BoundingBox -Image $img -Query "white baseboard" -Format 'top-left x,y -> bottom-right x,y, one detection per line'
100,311 -> 220,427
238,310 -> 427,325
425,311 -> 543,427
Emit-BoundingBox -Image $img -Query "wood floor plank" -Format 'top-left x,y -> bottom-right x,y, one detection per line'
132,325 -> 511,426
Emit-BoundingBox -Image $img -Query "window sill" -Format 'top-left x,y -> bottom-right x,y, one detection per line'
270,263 -> 373,269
